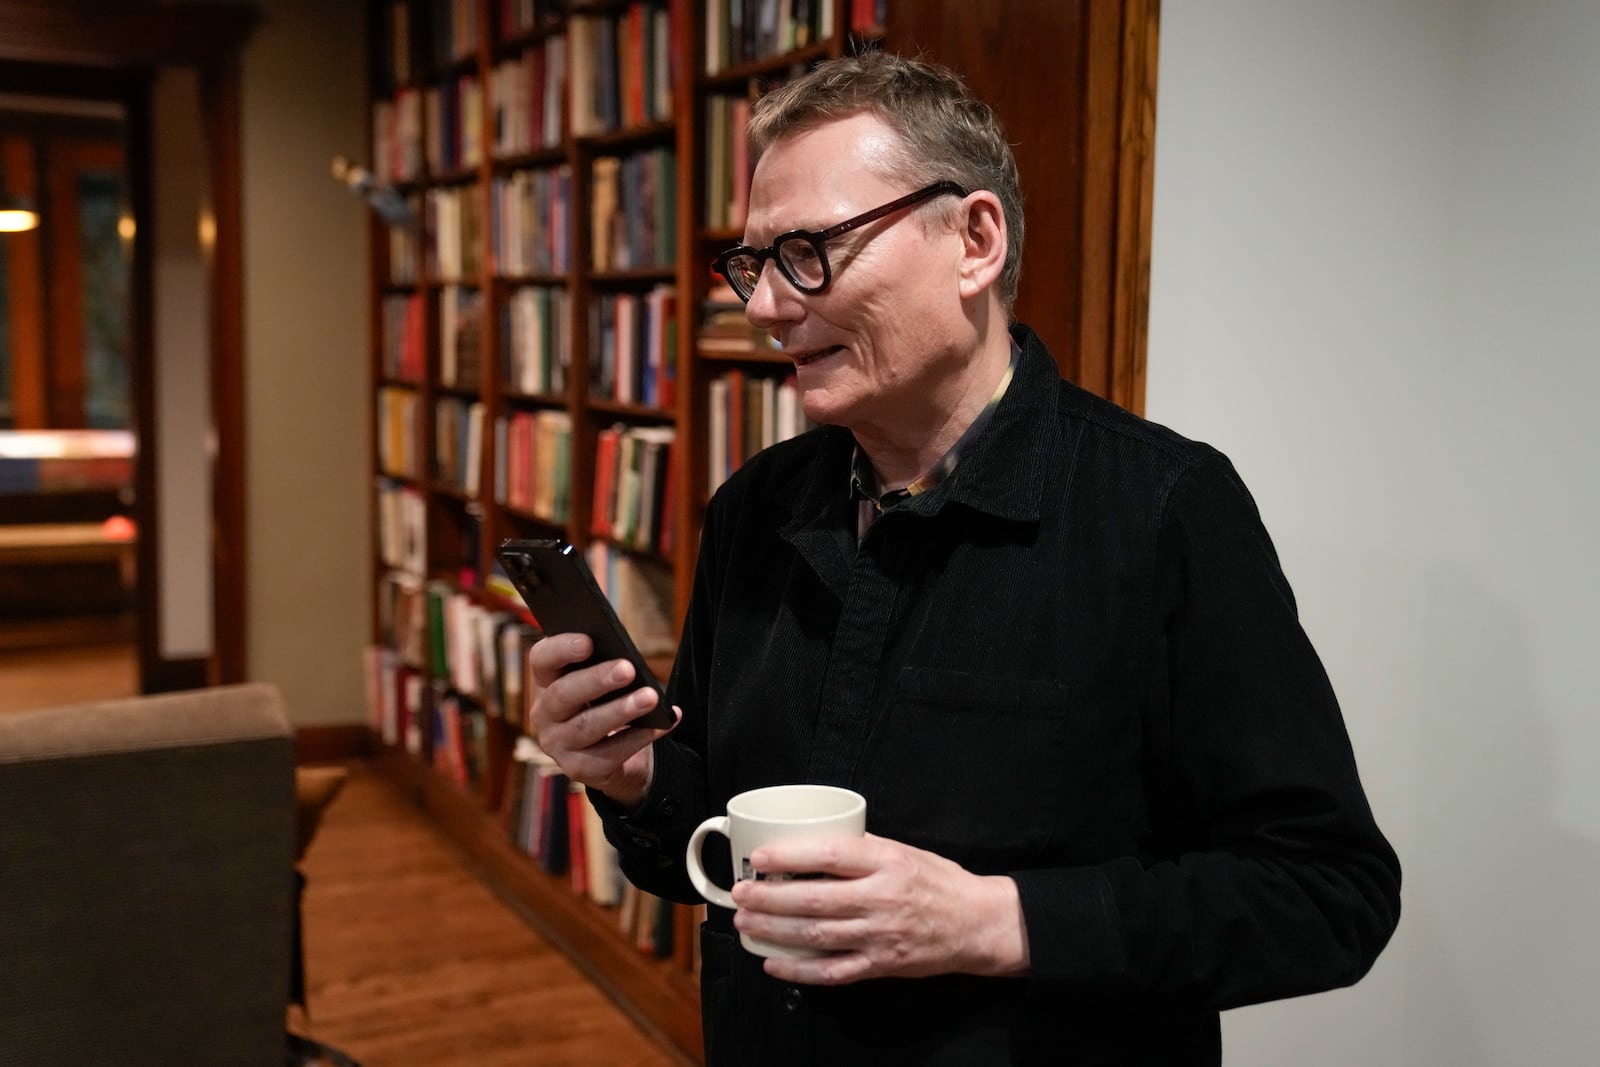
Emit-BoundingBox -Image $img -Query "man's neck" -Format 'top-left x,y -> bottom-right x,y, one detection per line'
853,328 -> 1014,492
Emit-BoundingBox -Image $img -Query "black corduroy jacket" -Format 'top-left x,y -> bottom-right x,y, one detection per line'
593,324 -> 1401,1065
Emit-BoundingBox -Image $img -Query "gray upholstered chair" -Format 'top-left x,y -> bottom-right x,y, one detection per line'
0,682 -> 297,1065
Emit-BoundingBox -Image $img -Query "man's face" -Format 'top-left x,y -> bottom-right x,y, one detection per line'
741,113 -> 973,437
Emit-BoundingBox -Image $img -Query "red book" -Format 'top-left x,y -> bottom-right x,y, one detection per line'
402,293 -> 426,380
566,787 -> 589,896
628,3 -> 646,125
592,424 -> 621,537
657,437 -> 676,557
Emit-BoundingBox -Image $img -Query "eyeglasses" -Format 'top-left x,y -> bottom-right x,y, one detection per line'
712,180 -> 967,303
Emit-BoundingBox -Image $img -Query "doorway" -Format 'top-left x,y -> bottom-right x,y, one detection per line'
0,93 -> 140,710
0,3 -> 256,710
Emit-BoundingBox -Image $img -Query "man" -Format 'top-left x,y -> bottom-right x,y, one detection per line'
530,51 -> 1400,1065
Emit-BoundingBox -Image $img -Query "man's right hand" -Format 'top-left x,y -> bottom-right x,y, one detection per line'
526,632 -> 680,809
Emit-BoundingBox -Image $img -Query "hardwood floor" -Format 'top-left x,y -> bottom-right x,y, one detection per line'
0,637 -> 137,714
296,763 -> 692,1067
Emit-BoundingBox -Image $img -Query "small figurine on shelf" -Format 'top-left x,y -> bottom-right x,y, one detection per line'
330,154 -> 416,229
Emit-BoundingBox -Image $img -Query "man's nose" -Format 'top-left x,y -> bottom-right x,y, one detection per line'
744,261 -> 801,329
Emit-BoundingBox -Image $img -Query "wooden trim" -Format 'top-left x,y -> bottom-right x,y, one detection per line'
295,724 -> 374,765
1074,0 -> 1159,415
201,55 -> 248,684
124,71 -> 160,695
370,745 -> 704,1065
1074,0 -> 1120,404
1110,0 -> 1159,415
142,654 -> 208,692
880,1 -> 1156,413
1,133 -> 45,428
0,1 -> 261,70
58,138 -> 124,427
42,136 -> 85,426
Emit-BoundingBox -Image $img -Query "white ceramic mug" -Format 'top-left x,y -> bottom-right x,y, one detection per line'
685,783 -> 867,958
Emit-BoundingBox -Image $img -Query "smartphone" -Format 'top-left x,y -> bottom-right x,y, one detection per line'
494,538 -> 673,729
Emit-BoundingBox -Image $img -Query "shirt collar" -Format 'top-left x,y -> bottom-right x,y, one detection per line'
850,338 -> 1021,538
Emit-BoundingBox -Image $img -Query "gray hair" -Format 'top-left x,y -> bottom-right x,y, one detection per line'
747,50 -> 1024,311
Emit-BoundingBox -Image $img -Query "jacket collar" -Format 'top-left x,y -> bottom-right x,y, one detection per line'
780,324 -> 1066,588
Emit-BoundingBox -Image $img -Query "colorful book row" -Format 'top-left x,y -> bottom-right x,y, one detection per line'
367,580 -> 541,722
591,426 -> 677,561
589,285 -> 677,407
490,166 -> 572,277
427,186 -> 486,283
440,285 -> 487,390
424,72 -> 484,177
491,36 -> 566,157
375,479 -> 426,577
706,368 -> 812,491
495,408 -> 571,522
501,285 -> 571,397
569,3 -> 677,137
381,292 -> 426,382
704,93 -> 753,231
703,0 -> 834,74
434,396 -> 485,496
591,148 -> 677,271
500,737 -> 680,955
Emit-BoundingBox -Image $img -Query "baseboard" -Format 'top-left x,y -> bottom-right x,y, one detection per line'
294,723 -> 372,765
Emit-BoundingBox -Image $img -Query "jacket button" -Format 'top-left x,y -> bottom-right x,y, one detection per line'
782,986 -> 804,1012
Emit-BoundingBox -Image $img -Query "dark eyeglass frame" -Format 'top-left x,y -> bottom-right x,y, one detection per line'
712,180 -> 968,303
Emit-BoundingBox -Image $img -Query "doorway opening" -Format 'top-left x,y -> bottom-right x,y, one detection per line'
0,93 -> 139,710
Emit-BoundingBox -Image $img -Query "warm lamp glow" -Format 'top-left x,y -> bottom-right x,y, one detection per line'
0,207 -> 39,232
118,213 -> 136,240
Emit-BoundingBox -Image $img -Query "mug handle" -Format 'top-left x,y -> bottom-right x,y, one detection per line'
686,815 -> 735,909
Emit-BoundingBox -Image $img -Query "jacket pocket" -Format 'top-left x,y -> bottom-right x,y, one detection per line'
865,667 -> 1080,869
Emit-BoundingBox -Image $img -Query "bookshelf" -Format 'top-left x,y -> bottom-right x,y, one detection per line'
360,1 -> 1157,1060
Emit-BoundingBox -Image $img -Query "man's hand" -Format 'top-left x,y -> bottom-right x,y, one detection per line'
526,633 -> 679,808
728,833 -> 1031,985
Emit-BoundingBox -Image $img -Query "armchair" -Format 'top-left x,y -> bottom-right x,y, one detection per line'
0,682 -> 296,1064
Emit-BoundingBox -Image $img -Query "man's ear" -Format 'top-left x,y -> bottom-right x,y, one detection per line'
957,191 -> 1007,300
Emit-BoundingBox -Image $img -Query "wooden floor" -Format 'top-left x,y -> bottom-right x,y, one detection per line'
297,762 -> 692,1067
0,637 -> 137,713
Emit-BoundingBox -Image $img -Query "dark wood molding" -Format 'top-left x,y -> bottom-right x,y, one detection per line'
0,1 -> 261,70
295,724 -> 374,766
0,132 -> 45,428
123,69 -> 162,695
882,0 -> 1158,414
1071,0 -> 1159,415
1110,0 -> 1160,415
141,655 -> 209,693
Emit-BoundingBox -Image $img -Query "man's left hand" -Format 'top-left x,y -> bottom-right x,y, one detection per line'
728,833 -> 1031,985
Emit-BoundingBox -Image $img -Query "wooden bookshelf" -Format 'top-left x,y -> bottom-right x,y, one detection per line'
360,1 -> 1157,1061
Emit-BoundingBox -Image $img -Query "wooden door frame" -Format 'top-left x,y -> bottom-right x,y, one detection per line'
0,0 -> 260,688
886,0 -> 1160,415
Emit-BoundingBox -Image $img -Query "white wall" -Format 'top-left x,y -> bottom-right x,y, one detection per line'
240,0 -> 370,726
151,68 -> 214,659
1147,1 -> 1599,1063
